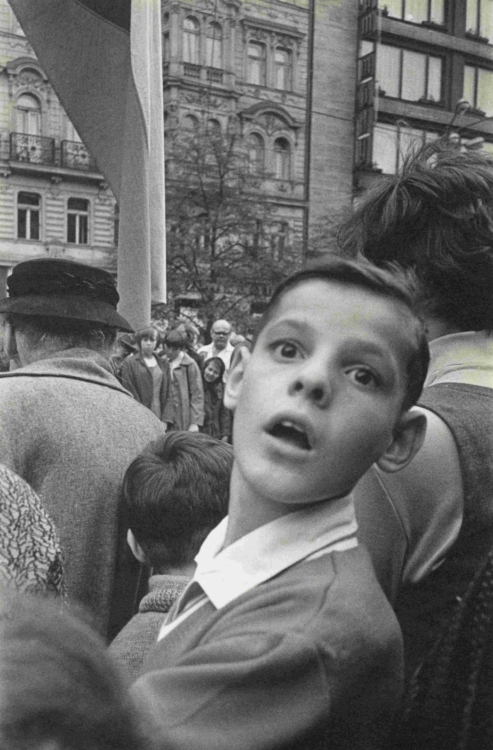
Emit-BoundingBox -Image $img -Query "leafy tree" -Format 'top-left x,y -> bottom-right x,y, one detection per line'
164,123 -> 300,334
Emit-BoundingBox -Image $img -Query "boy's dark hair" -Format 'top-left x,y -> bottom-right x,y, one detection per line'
163,329 -> 185,349
254,256 -> 429,412
134,326 -> 159,346
123,432 -> 233,570
338,141 -> 493,332
0,592 -> 147,750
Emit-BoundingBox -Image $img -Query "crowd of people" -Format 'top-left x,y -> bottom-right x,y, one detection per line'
0,141 -> 492,750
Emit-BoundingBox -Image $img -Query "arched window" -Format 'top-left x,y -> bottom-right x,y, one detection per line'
274,48 -> 292,91
183,16 -> 199,64
247,42 -> 266,86
207,118 -> 221,135
247,133 -> 264,175
207,22 -> 222,69
16,94 -> 41,135
274,138 -> 291,180
183,114 -> 199,131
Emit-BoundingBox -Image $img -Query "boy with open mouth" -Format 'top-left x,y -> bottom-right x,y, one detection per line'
131,257 -> 429,750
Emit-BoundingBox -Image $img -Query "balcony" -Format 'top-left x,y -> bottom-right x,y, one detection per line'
61,140 -> 97,171
10,132 -> 55,165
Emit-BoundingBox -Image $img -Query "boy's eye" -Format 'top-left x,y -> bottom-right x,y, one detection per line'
273,341 -> 299,359
347,367 -> 380,388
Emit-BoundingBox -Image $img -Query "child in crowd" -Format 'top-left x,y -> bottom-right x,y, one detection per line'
110,432 -> 233,681
130,258 -> 430,750
121,326 -> 174,426
201,357 -> 232,442
163,330 -> 204,432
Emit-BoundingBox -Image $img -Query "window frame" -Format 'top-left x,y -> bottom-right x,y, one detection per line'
183,16 -> 200,65
274,47 -> 293,91
466,0 -> 493,39
273,137 -> 291,181
16,93 -> 42,136
463,63 -> 493,116
246,132 -> 265,175
383,0 -> 445,25
17,191 -> 41,241
67,197 -> 90,246
206,22 -> 223,69
376,43 -> 443,103
247,41 -> 267,86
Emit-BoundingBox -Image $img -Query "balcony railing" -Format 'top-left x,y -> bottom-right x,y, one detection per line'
183,62 -> 201,79
206,68 -> 223,84
6,132 -> 98,173
10,132 -> 55,165
61,140 -> 97,171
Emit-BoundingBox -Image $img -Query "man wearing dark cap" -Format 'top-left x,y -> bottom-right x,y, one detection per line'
0,258 -> 166,638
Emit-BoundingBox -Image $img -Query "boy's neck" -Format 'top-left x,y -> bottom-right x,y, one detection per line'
224,465 -> 299,548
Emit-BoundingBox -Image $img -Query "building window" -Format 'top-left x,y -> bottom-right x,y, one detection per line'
207,22 -> 222,69
183,16 -> 199,64
376,45 -> 442,102
270,222 -> 289,261
463,65 -> 493,116
67,198 -> 89,245
163,33 -> 169,62
247,42 -> 266,86
207,118 -> 221,135
274,138 -> 291,180
16,94 -> 41,135
466,0 -> 493,40
183,114 -> 199,131
373,123 -> 436,173
247,133 -> 265,174
17,192 -> 40,240
274,48 -> 292,90
382,0 -> 444,24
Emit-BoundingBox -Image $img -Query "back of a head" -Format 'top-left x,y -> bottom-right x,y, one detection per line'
124,432 -> 233,570
338,142 -> 493,332
0,592 -> 146,750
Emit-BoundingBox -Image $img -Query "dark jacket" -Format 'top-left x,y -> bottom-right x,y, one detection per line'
202,382 -> 232,440
121,351 -> 174,423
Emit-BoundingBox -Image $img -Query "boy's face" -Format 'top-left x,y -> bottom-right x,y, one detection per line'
228,279 -> 417,506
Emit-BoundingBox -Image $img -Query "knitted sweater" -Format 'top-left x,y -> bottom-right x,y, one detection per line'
110,574 -> 189,681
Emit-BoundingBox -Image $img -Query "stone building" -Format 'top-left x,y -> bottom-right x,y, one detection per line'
0,0 -> 118,293
355,0 -> 493,193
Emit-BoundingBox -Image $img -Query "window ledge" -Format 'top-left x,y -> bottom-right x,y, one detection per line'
465,31 -> 490,44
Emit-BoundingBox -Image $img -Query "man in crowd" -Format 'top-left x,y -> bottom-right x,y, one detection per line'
197,319 -> 234,376
0,258 -> 166,639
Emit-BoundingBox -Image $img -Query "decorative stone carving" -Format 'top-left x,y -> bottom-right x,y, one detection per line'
44,239 -> 66,258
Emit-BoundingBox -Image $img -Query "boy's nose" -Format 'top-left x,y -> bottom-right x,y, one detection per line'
288,369 -> 332,408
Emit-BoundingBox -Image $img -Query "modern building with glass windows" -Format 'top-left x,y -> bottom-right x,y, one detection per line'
355,0 -> 493,189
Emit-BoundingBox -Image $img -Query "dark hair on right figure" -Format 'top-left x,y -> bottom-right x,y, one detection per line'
338,141 -> 493,332
123,432 -> 233,570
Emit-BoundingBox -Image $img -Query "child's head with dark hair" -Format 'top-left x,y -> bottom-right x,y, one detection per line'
225,256 -> 428,509
123,432 -> 233,572
338,141 -> 493,333
0,591 -> 147,750
134,326 -> 160,347
254,257 -> 429,413
202,357 -> 225,385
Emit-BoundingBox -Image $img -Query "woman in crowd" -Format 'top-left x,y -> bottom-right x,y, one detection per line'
162,329 -> 204,432
200,356 -> 231,442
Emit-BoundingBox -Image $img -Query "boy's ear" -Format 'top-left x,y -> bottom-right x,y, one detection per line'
127,529 -> 147,564
376,408 -> 427,473
224,345 -> 251,412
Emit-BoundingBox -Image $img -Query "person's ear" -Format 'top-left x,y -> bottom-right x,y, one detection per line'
224,346 -> 251,412
376,408 -> 427,473
126,529 -> 147,564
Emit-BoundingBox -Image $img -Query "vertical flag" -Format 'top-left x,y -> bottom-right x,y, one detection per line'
8,0 -> 166,329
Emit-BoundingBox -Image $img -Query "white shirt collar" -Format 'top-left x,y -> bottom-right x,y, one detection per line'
193,495 -> 357,609
425,331 -> 493,389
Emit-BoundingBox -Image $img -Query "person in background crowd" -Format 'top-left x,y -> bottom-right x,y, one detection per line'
0,592 -> 149,750
197,319 -> 234,377
121,326 -> 174,427
201,357 -> 232,442
110,432 -> 233,681
111,332 -> 137,382
163,329 -> 204,432
0,258 -> 166,639
0,464 -> 64,597
173,320 -> 203,367
338,142 -> 493,678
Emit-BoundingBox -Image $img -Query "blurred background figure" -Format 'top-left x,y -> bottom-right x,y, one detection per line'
200,357 -> 232,442
197,319 -> 234,378
111,332 -> 137,383
0,591 -> 149,750
121,326 -> 174,427
0,464 -> 64,597
173,320 -> 202,367
163,330 -> 204,432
